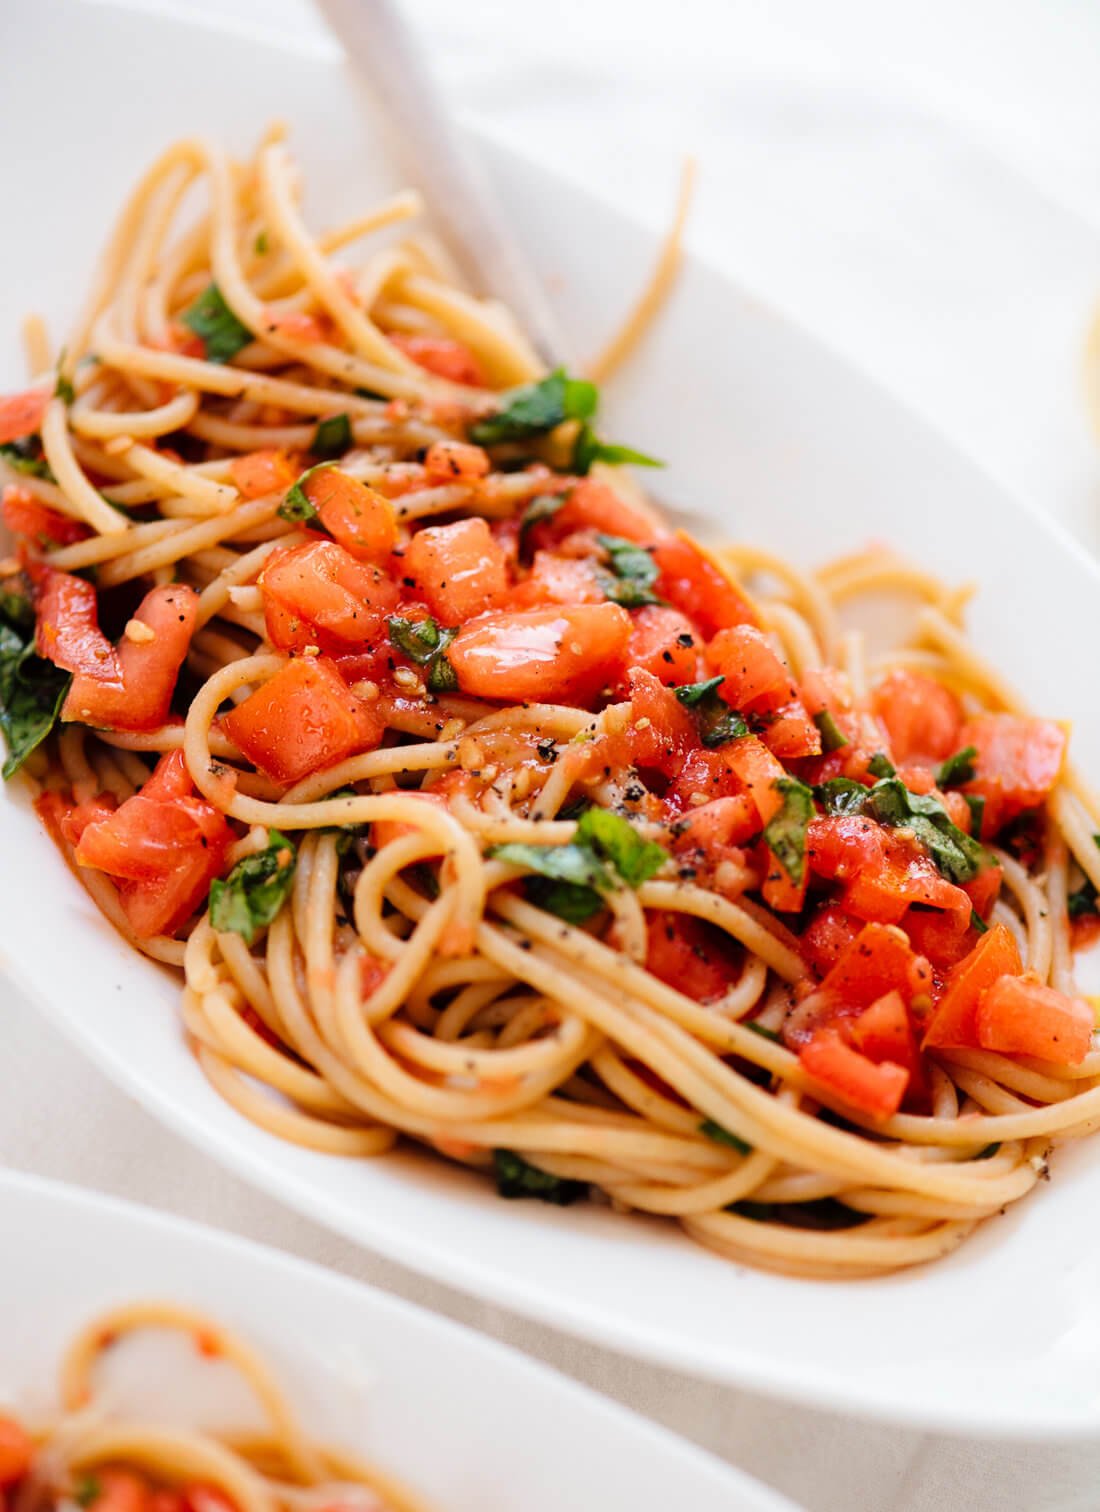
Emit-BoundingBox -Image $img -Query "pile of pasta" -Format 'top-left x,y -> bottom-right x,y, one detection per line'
3,126 -> 1100,1279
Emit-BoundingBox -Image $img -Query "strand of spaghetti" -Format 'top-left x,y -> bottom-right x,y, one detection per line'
61,1424 -> 275,1512
40,398 -> 131,534
95,496 -> 282,587
70,387 -> 200,439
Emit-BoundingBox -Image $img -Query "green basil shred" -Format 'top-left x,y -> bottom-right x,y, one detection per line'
386,615 -> 458,694
596,533 -> 661,607
311,413 -> 352,459
491,806 -> 667,923
278,461 -> 337,524
493,1149 -> 585,1204
0,596 -> 71,779
699,1118 -> 752,1155
208,830 -> 297,944
181,283 -> 253,365
813,708 -> 849,752
673,675 -> 749,748
761,776 -> 815,887
936,745 -> 978,788
469,369 -> 597,445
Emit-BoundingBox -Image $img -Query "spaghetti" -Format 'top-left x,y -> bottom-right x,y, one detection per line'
3,127 -> 1100,1279
0,1302 -> 427,1512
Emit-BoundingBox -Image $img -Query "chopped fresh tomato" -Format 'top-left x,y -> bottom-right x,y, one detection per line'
551,479 -> 657,545
2,485 -> 89,548
228,448 -> 298,500
960,714 -> 1068,838
626,667 -> 697,772
800,667 -> 854,719
260,539 -> 398,653
72,752 -> 232,938
871,669 -> 962,763
761,701 -> 822,760
509,550 -> 604,609
761,839 -> 808,913
670,795 -> 760,856
621,604 -> 699,686
261,308 -> 326,344
975,976 -> 1093,1065
181,1486 -> 237,1512
902,905 -> 974,971
403,516 -> 511,621
722,735 -> 786,825
652,534 -> 758,636
223,655 -> 383,784
0,1414 -> 33,1485
35,571 -> 198,732
388,332 -> 486,387
0,387 -> 48,445
83,1470 -> 151,1512
706,625 -> 795,715
847,989 -> 923,1086
301,468 -> 397,564
800,1028 -> 908,1119
964,864 -> 1002,922
644,911 -> 741,1002
423,440 -> 490,483
800,903 -> 862,976
922,922 -> 1023,1050
448,602 -> 631,704
843,831 -> 972,929
819,920 -> 933,1008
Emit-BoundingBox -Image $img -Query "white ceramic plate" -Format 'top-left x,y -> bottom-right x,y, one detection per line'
0,1170 -> 787,1512
5,0 -> 1100,1440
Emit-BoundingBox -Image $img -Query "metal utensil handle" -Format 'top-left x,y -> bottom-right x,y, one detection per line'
313,0 -> 567,366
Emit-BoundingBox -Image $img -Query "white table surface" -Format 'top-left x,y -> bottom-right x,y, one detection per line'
6,3 -> 1100,1509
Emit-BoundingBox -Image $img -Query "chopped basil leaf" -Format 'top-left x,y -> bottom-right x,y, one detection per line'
387,615 -> 457,693
673,675 -> 748,748
311,413 -> 351,459
54,372 -> 75,406
745,1021 -> 781,1043
573,424 -> 663,475
278,461 -> 336,524
208,829 -> 297,944
0,436 -> 54,480
867,751 -> 895,779
0,612 -> 70,779
936,745 -> 978,788
813,708 -> 848,752
254,230 -> 269,255
814,776 -> 869,815
469,368 -> 597,446
970,908 -> 989,934
180,282 -> 253,365
973,1142 -> 1001,1161
73,1475 -> 102,1508
762,776 -> 815,886
0,581 -> 34,633
596,532 -> 661,608
964,792 -> 986,839
699,1117 -> 752,1155
524,875 -> 605,922
491,839 -> 610,891
576,805 -> 667,887
728,1196 -> 868,1230
864,777 -> 985,885
493,1149 -> 585,1205
1067,836 -> 1100,918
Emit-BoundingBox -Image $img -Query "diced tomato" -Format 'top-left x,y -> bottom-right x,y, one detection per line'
150,1492 -> 187,1512
644,911 -> 741,1002
552,479 -> 657,545
403,516 -> 511,621
84,1470 -> 151,1512
260,539 -> 398,653
0,1414 -> 33,1485
261,308 -> 326,344
871,669 -> 962,763
0,387 -> 48,445
940,787 -> 972,830
975,976 -> 1093,1065
844,831 -> 972,930
761,701 -> 822,760
922,922 -> 1023,1050
806,813 -> 883,880
722,735 -> 786,825
181,1486 -> 238,1512
300,468 -> 397,564
510,550 -> 604,609
847,988 -> 923,1083
2,485 -> 89,548
652,534 -> 758,636
626,667 -> 697,772
800,1028 -> 908,1119
35,567 -> 109,675
388,333 -> 486,387
902,905 -> 973,971
706,625 -> 795,715
761,840 -> 809,914
423,440 -> 490,483
58,793 -> 117,847
372,789 -> 449,851
229,448 -> 298,500
960,714 -> 1068,838
800,903 -> 862,976
665,746 -> 740,808
670,795 -> 759,856
448,602 -> 631,705
800,667 -> 854,719
621,604 -> 699,686
63,584 -> 198,732
964,864 -> 1002,921
223,656 -> 383,784
818,920 -> 933,1011
73,752 -> 232,938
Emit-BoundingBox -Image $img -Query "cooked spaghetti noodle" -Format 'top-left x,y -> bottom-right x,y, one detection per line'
0,1302 -> 426,1512
3,127 -> 1100,1280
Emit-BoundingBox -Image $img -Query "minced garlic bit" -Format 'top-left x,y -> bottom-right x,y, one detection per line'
393,665 -> 425,694
569,641 -> 584,655
458,736 -> 486,771
439,717 -> 466,742
634,716 -> 652,731
302,643 -> 320,657
123,619 -> 156,644
351,679 -> 380,702
688,792 -> 709,807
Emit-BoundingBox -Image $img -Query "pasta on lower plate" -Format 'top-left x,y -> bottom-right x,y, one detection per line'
3,125 -> 1100,1279
0,1302 -> 426,1512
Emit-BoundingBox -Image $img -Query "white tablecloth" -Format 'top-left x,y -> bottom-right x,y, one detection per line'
6,3 -> 1100,1508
